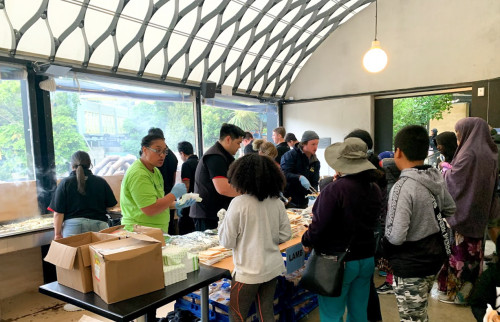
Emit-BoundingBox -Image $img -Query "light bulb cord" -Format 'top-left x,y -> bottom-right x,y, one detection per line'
374,0 -> 378,41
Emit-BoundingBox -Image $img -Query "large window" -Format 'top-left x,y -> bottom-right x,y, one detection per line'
0,64 -> 40,221
201,96 -> 278,154
50,75 -> 195,178
0,65 -> 35,182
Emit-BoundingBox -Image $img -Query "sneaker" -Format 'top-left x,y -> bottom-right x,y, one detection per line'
63,303 -> 83,312
376,282 -> 394,294
438,294 -> 455,304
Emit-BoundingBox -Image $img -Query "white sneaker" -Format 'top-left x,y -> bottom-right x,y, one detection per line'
63,303 -> 84,312
437,294 -> 455,304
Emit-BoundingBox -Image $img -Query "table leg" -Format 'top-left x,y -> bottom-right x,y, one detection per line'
201,285 -> 209,322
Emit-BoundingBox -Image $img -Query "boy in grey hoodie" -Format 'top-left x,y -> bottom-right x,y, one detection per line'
383,125 -> 456,322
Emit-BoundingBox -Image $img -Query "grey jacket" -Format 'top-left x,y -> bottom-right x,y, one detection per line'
386,166 -> 456,245
384,165 -> 456,277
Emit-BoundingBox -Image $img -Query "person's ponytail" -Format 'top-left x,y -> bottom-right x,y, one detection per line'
70,151 -> 91,195
75,164 -> 86,195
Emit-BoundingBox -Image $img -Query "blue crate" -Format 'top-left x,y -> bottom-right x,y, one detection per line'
174,296 -> 224,321
177,288 -> 285,321
279,295 -> 318,322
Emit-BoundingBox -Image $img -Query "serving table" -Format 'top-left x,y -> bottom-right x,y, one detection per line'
211,231 -> 305,272
39,264 -> 230,322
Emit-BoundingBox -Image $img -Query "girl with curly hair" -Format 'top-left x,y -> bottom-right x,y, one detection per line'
219,154 -> 292,322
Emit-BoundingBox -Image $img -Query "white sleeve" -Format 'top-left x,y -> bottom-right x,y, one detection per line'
218,201 -> 240,249
278,203 -> 292,243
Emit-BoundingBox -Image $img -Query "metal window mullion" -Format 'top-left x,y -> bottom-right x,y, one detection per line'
27,70 -> 56,213
194,89 -> 203,157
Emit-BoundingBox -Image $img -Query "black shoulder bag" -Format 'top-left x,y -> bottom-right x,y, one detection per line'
298,240 -> 351,297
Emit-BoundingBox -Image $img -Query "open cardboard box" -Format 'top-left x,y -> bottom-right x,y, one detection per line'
100,224 -> 166,246
44,232 -> 119,293
89,234 -> 164,304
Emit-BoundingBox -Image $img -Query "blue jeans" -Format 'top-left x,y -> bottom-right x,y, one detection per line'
62,218 -> 109,238
318,257 -> 375,322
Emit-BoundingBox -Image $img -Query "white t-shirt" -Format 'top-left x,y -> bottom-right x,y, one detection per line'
219,194 -> 292,284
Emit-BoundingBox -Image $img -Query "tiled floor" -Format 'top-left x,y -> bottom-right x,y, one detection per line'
3,239 -> 494,321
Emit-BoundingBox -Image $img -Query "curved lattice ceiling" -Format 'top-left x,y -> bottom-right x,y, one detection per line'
0,0 -> 373,98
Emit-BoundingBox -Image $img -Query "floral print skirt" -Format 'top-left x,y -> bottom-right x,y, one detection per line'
437,231 -> 484,304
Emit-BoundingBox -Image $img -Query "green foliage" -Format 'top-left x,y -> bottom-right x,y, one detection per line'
0,122 -> 29,180
228,110 -> 259,131
201,105 -> 233,148
50,92 -> 88,176
120,100 -> 196,154
0,81 -> 29,181
0,81 -> 22,126
393,94 -> 454,139
52,114 -> 88,175
121,101 -> 168,155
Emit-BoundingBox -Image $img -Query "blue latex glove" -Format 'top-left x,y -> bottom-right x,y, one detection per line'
170,183 -> 187,199
175,198 -> 196,211
307,195 -> 317,200
299,176 -> 311,190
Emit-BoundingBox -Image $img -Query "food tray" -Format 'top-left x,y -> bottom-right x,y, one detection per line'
0,214 -> 53,238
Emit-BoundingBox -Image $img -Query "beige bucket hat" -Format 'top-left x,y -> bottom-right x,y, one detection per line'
325,137 -> 376,175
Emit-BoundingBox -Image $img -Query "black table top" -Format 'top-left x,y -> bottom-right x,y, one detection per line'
39,264 -> 231,322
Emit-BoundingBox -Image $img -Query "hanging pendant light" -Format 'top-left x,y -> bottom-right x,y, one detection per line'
363,0 -> 388,73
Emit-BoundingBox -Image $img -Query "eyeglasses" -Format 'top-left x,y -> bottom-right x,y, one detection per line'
146,146 -> 168,156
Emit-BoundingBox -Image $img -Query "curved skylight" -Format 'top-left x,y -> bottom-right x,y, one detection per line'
0,0 -> 373,98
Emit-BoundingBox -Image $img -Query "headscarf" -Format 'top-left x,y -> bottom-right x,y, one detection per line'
444,117 -> 498,238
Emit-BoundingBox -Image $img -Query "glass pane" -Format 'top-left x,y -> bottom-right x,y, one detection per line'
4,0 -> 44,31
0,9 -> 14,50
56,28 -> 86,62
0,66 -> 35,182
84,0 -> 121,46
17,19 -> 52,57
115,0 -> 150,52
51,77 -> 195,178
47,0 -> 82,39
201,96 -> 278,156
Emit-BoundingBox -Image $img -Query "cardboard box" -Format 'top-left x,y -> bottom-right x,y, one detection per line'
44,232 -> 119,293
89,235 -> 164,304
100,224 -> 166,246
79,314 -> 103,322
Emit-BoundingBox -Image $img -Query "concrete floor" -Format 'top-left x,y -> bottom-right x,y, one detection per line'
4,238 -> 495,321
0,273 -> 476,322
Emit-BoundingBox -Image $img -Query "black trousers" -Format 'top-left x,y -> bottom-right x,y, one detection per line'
229,278 -> 277,322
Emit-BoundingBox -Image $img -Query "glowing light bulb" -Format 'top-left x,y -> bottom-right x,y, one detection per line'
363,40 -> 388,73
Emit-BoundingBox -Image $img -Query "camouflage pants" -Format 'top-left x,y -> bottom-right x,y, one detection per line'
393,275 -> 435,322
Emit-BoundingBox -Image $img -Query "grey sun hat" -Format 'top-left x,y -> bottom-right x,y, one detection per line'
325,137 -> 376,175
301,130 -> 319,143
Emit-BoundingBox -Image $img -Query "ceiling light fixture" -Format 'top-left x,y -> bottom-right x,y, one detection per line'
363,0 -> 388,73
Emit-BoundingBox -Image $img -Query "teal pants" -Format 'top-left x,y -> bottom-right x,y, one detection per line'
318,257 -> 375,322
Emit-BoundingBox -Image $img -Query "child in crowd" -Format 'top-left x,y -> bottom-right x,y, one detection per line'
375,155 -> 401,296
469,235 -> 500,322
383,125 -> 456,321
219,154 -> 292,322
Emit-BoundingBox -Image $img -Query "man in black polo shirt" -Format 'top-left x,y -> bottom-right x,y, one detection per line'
190,123 -> 245,231
272,126 -> 290,164
177,141 -> 198,235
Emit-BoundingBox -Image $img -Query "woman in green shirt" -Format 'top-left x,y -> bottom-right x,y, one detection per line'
120,133 -> 195,232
